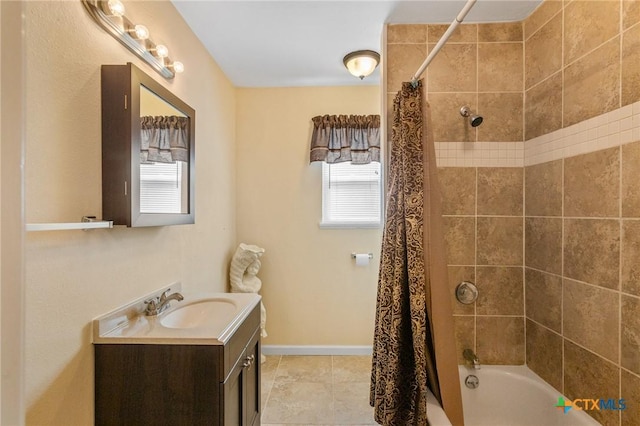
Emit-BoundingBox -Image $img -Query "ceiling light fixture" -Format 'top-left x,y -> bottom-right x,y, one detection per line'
82,0 -> 185,79
343,50 -> 380,80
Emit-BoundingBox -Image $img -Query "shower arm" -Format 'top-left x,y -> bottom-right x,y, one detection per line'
410,0 -> 477,86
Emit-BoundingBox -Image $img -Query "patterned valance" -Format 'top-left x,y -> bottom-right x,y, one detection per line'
140,116 -> 189,163
309,114 -> 380,164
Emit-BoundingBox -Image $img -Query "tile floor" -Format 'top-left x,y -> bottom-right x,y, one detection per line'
261,355 -> 377,425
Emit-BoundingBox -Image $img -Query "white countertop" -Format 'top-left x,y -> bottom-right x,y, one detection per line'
93,289 -> 261,345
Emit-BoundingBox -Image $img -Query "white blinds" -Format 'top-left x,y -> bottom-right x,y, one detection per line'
140,161 -> 183,213
321,161 -> 381,226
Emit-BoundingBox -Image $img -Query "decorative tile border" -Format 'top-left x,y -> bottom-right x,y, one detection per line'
435,142 -> 524,167
525,100 -> 640,166
434,100 -> 640,168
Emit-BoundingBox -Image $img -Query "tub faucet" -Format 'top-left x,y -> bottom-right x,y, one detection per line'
144,289 -> 184,316
463,349 -> 481,369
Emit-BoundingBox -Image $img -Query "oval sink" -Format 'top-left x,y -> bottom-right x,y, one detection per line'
160,298 -> 238,329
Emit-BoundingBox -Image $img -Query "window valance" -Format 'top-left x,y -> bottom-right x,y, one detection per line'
309,114 -> 380,164
140,115 -> 189,164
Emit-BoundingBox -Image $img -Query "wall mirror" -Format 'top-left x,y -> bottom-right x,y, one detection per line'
102,63 -> 195,227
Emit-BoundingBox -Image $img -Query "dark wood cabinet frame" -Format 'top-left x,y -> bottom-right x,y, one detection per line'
101,63 -> 195,227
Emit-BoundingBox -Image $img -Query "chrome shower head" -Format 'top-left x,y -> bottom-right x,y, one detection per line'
460,106 -> 483,127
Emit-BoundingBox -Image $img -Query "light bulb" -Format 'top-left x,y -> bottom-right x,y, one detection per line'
171,61 -> 184,73
107,0 -> 125,16
155,44 -> 169,58
133,24 -> 149,40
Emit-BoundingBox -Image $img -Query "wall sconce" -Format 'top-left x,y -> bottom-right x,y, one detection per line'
343,50 -> 380,80
82,0 -> 184,79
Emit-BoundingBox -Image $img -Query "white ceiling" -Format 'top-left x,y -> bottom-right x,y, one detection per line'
172,0 -> 542,87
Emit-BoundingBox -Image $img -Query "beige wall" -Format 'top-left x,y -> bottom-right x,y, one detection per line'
24,2 -> 236,424
236,86 -> 380,347
1,1 -> 26,424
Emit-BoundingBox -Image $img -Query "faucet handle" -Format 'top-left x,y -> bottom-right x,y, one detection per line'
144,297 -> 159,315
159,288 -> 171,302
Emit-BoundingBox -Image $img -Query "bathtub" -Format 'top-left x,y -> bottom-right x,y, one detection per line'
426,366 -> 601,426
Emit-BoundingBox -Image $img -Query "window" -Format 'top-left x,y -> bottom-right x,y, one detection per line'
321,161 -> 382,228
140,161 -> 184,214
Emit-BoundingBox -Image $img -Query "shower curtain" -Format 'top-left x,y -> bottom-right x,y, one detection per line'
370,81 -> 464,426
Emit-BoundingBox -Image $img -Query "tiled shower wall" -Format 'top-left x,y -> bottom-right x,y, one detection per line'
387,21 -> 528,365
385,2 -> 640,422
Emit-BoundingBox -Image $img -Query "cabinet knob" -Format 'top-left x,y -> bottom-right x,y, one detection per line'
243,354 -> 255,368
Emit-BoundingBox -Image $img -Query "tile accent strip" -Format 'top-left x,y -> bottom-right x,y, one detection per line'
435,100 -> 640,168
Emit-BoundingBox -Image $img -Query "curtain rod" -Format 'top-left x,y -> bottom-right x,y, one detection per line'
411,0 -> 477,86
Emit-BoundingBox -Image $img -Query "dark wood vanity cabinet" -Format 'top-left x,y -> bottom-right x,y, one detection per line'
94,305 -> 261,426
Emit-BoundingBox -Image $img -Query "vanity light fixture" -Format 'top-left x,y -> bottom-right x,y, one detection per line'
343,50 -> 380,80
82,0 -> 185,79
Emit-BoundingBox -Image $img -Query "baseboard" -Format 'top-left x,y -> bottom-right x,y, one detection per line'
261,345 -> 373,356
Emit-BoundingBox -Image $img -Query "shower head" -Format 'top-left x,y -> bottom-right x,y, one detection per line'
460,106 -> 483,127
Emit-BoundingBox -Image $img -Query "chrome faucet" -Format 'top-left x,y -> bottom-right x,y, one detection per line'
463,349 -> 481,369
144,289 -> 184,316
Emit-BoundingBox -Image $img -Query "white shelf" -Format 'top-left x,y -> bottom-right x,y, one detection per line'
26,221 -> 114,232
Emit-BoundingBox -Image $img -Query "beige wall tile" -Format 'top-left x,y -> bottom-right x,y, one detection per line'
427,43 -> 477,92
525,160 -> 563,216
525,13 -> 562,89
476,266 -> 523,315
621,370 -> 640,426
564,279 -> 619,363
564,340 -> 620,426
477,167 -> 523,215
477,93 -> 524,142
564,0 -> 620,65
525,268 -> 562,332
453,316 -> 475,364
477,217 -> 523,266
622,141 -> 640,218
428,23 -> 477,43
564,147 -> 620,217
387,24 -> 427,44
622,220 -> 640,297
564,219 -> 620,290
449,266 -> 476,315
526,319 -> 563,392
623,0 -> 640,29
477,316 -> 525,364
438,167 -> 476,215
622,295 -> 640,375
524,0 -> 563,40
478,23 -> 523,42
525,217 -> 563,274
622,24 -> 640,107
564,37 -> 620,127
478,43 -> 523,92
386,44 -> 427,93
443,216 -> 476,265
525,72 -> 563,140
429,92 -> 478,142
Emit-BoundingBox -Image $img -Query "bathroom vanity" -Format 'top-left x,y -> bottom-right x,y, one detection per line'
93,290 -> 261,426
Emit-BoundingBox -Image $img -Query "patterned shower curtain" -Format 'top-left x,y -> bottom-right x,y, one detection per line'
370,81 -> 464,426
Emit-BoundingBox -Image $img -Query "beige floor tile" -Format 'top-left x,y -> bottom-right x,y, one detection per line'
334,382 -> 376,425
275,355 -> 333,383
332,356 -> 372,383
262,381 -> 334,425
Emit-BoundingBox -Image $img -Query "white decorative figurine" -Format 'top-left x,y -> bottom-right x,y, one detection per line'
230,243 -> 267,362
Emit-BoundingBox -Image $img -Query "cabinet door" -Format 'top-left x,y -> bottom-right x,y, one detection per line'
244,332 -> 261,426
223,351 -> 244,426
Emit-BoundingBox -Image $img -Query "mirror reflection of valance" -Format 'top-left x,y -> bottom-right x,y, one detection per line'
309,114 -> 380,164
140,116 -> 189,163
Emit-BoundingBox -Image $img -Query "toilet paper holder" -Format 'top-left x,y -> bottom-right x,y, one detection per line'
351,253 -> 374,259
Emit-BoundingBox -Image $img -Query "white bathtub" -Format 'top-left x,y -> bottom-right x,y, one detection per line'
426,366 -> 601,426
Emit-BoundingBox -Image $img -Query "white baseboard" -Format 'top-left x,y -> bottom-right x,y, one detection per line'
261,345 -> 373,356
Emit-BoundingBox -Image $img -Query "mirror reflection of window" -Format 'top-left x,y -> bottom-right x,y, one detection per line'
139,85 -> 189,215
